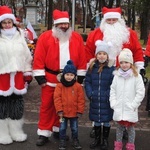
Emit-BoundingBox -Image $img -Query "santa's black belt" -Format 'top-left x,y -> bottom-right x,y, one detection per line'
45,67 -> 63,75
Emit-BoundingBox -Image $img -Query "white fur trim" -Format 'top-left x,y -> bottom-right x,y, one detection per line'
0,14 -> 16,23
0,73 -> 15,96
0,119 -> 13,144
77,69 -> 86,76
104,12 -> 121,20
54,18 -> 69,24
52,126 -> 59,132
8,118 -> 27,142
0,87 -> 13,96
24,71 -> 33,76
33,69 -> 45,76
37,129 -> 52,137
0,72 -> 27,96
46,82 -> 57,87
134,61 -> 144,72
14,87 -> 27,95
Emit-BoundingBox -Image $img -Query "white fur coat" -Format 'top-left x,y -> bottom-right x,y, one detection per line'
0,29 -> 32,74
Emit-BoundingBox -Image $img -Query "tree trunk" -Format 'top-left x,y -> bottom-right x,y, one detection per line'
108,0 -> 114,8
88,0 -> 94,30
47,0 -> 53,30
81,0 -> 85,29
67,0 -> 72,20
116,0 -> 121,7
140,11 -> 149,44
45,0 -> 48,27
127,0 -> 131,27
131,6 -> 135,30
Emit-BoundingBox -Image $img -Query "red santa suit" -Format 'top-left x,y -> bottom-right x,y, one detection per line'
85,7 -> 144,70
33,10 -> 86,137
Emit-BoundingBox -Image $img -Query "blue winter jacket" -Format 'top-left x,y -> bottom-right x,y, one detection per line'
85,61 -> 115,123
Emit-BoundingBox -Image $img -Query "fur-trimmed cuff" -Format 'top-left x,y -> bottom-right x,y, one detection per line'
24,71 -> 33,76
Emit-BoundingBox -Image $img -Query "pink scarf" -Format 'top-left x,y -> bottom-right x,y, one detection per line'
118,68 -> 133,79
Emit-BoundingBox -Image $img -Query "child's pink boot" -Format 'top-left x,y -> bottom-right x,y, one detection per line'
126,143 -> 135,150
114,141 -> 123,150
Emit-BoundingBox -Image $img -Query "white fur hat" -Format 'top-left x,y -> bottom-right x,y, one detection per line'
118,48 -> 133,64
95,40 -> 112,55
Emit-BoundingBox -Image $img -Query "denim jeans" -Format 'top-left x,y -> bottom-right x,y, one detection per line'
59,117 -> 78,140
94,121 -> 111,127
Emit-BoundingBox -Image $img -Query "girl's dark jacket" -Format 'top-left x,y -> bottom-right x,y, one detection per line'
84,61 -> 115,123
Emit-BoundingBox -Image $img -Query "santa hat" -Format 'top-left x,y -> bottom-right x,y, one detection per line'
0,6 -> 16,23
63,60 -> 77,75
118,48 -> 133,64
53,9 -> 69,25
102,7 -> 122,20
95,40 -> 112,55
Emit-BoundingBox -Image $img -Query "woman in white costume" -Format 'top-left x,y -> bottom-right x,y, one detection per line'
0,6 -> 32,144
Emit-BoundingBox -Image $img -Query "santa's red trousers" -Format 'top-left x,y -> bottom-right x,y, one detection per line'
38,85 -> 60,131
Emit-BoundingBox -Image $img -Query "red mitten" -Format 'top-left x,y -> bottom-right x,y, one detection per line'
24,76 -> 33,84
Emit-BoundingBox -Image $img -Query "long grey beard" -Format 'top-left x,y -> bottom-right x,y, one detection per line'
52,26 -> 72,42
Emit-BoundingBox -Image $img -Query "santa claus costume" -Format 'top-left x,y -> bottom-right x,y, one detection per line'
0,6 -> 32,144
33,9 -> 86,146
85,7 -> 144,71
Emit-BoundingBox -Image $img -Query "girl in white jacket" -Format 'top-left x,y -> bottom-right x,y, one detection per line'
109,48 -> 145,150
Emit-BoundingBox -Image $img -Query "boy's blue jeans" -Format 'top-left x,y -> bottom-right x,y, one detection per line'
59,117 -> 78,140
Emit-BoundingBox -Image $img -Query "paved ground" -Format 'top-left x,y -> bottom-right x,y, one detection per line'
0,124 -> 149,150
0,79 -> 149,150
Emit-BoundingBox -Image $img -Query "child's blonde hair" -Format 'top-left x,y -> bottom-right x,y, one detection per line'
131,64 -> 138,76
117,64 -> 138,76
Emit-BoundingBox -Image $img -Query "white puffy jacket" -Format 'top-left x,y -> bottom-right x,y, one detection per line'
109,70 -> 145,123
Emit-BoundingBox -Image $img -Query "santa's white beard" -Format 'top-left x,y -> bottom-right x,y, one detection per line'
100,19 -> 130,61
52,26 -> 72,42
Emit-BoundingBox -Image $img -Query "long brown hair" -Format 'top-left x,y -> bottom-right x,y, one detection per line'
88,58 -> 108,73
